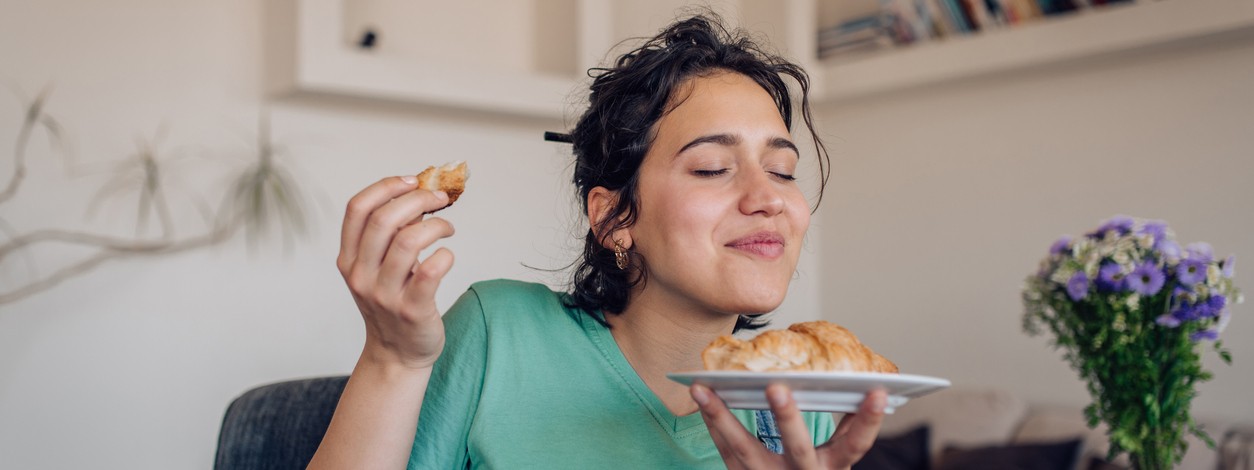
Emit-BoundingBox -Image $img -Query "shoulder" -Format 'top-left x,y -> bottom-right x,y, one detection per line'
446,279 -> 576,328
466,279 -> 562,302
462,279 -> 567,313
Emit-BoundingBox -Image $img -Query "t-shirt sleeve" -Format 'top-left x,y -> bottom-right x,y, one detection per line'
408,287 -> 488,469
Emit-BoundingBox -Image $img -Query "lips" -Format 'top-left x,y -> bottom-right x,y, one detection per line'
725,231 -> 785,259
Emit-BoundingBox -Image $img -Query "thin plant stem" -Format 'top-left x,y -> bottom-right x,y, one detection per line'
0,218 -> 240,304
0,112 -> 34,203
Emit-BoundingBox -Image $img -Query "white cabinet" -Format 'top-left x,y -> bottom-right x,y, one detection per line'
265,0 -> 818,119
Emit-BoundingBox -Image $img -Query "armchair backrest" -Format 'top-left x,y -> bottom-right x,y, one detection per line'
214,376 -> 349,470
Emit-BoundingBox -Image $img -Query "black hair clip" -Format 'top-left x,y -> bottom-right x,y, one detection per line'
544,131 -> 572,143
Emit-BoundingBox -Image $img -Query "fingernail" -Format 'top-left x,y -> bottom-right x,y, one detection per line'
433,190 -> 448,201
400,175 -> 417,184
870,391 -> 887,413
691,385 -> 710,406
768,385 -> 789,407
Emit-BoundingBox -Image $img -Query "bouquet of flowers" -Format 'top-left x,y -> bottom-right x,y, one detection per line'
1022,216 -> 1240,470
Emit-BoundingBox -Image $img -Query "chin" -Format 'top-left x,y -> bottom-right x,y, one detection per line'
718,282 -> 788,314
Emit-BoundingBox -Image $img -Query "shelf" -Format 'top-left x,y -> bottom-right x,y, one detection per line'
817,0 -> 1254,102
263,0 -> 815,120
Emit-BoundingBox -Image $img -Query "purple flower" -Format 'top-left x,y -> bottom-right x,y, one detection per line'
1138,220 -> 1169,243
1066,272 -> 1089,301
1171,303 -> 1197,322
1089,215 -> 1135,238
1176,259 -> 1208,286
1157,239 -> 1182,261
1173,285 -> 1192,298
1221,255 -> 1236,279
1171,286 -> 1195,308
1208,294 -> 1227,313
1193,303 -> 1215,320
1096,263 -> 1126,292
1107,215 -> 1135,233
1050,235 -> 1072,255
1186,242 -> 1214,263
1190,329 -> 1220,342
1156,314 -> 1182,328
1126,262 -> 1166,296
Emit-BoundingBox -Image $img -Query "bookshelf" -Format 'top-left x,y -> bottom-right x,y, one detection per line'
816,0 -> 1254,102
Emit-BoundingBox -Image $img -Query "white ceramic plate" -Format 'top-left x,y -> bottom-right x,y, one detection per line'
667,371 -> 951,414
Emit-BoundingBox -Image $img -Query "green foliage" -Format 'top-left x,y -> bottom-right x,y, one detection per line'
1022,217 -> 1241,469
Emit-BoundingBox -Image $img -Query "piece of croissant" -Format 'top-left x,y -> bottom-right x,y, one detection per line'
416,161 -> 468,210
701,320 -> 898,373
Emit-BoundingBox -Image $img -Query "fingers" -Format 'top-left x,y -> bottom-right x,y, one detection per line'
338,176 -> 449,274
403,247 -> 455,307
818,389 -> 887,468
377,217 -> 455,292
340,176 -> 416,271
692,384 -> 758,470
766,384 -> 820,468
832,412 -> 854,440
356,189 -> 450,276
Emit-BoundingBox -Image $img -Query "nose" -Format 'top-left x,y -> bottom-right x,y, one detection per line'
736,168 -> 785,217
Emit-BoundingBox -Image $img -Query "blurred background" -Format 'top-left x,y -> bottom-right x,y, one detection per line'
1,0 -> 1251,468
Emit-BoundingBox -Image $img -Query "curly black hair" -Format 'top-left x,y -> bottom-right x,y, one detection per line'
565,12 -> 829,332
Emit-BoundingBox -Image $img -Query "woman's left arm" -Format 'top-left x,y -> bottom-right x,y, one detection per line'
693,384 -> 887,469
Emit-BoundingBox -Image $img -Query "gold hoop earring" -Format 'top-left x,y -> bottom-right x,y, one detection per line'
613,239 -> 629,270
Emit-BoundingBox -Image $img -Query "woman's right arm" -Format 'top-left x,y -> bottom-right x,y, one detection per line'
309,176 -> 456,470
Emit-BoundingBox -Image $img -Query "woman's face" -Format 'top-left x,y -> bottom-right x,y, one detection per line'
626,71 -> 810,317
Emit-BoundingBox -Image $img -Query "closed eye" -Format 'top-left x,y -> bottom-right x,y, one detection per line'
770,171 -> 796,181
693,169 -> 729,177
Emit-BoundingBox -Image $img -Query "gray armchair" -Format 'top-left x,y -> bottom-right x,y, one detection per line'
214,376 -> 349,470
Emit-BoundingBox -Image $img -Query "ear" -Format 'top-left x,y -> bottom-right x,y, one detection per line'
587,186 -> 632,249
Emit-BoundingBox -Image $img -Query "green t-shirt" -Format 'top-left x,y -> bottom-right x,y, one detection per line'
409,279 -> 835,469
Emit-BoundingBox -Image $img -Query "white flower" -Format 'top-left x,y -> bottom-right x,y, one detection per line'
1051,265 -> 1076,285
1113,248 -> 1131,266
1126,294 -> 1141,311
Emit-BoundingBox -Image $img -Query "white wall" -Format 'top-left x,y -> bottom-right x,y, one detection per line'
0,1 -> 821,468
0,1 -> 568,468
0,1 -> 1251,469
816,35 -> 1254,421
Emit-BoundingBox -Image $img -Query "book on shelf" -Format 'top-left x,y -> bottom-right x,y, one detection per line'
817,12 -> 900,59
817,0 -> 1142,61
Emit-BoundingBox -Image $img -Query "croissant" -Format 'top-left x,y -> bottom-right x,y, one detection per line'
416,161 -> 468,210
701,321 -> 898,373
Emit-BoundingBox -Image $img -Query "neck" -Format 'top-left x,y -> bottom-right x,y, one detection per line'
605,291 -> 737,416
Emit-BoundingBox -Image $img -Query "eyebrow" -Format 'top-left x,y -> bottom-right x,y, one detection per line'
677,133 -> 800,157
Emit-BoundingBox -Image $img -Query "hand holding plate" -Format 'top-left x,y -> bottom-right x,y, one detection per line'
693,383 -> 887,469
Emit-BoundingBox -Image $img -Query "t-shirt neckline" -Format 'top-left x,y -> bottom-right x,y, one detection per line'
581,309 -> 708,435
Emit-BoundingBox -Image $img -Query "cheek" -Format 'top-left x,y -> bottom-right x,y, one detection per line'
660,192 -> 726,244
636,186 -> 726,250
786,191 -> 812,234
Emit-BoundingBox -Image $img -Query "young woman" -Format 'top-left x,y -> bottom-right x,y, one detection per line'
310,13 -> 887,469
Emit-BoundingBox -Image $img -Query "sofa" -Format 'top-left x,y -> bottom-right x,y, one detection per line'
215,377 -> 1253,470
864,387 -> 1254,470
215,376 -> 348,470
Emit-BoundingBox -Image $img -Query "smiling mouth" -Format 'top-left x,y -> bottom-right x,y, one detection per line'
726,232 -> 785,259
